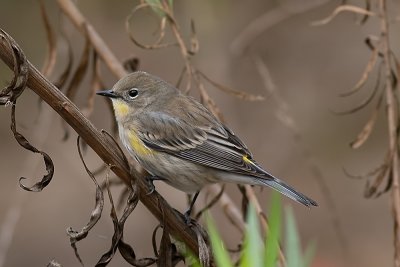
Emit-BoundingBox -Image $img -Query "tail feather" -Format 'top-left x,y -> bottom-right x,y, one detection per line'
255,177 -> 318,207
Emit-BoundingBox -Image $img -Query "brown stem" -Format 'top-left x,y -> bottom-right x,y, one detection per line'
160,0 -> 193,91
379,0 -> 400,266
0,31 -> 200,258
57,0 -> 127,79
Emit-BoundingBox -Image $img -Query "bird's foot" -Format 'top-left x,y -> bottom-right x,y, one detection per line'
183,191 -> 200,225
145,175 -> 164,195
183,208 -> 193,225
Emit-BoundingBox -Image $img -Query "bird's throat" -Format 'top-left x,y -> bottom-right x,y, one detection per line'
113,100 -> 130,119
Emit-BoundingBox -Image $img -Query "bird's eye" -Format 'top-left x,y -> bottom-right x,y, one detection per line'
127,88 -> 139,99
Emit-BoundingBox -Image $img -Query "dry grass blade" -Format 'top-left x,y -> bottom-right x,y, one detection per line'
360,0 -> 372,24
152,225 -> 162,257
175,66 -> 187,89
97,176 -> 151,266
190,221 -> 211,267
96,172 -> 120,266
100,177 -> 124,191
159,223 -> 173,267
375,171 -> 393,198
39,0 -> 57,78
53,23 -> 73,89
126,3 -> 176,50
343,149 -> 391,180
117,186 -> 131,211
364,162 -> 391,198
118,183 -> 155,267
334,66 -> 381,115
82,51 -> 104,118
11,105 -> 55,192
311,5 -> 376,26
62,26 -> 91,140
195,185 -> 225,220
198,71 -> 264,101
350,92 -> 383,149
198,84 -> 224,122
67,136 -> 104,266
65,26 -> 91,102
0,30 -> 28,103
340,43 -> 380,97
0,33 -> 20,100
152,221 -> 183,266
119,240 -> 156,267
188,19 -> 199,55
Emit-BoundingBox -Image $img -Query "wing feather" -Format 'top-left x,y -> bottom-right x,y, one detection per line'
134,110 -> 262,177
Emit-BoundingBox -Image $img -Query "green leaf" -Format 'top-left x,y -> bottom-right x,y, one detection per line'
206,215 -> 234,267
264,192 -> 282,267
302,241 -> 316,267
285,207 -> 301,267
183,249 -> 202,267
242,204 -> 263,267
144,0 -> 165,17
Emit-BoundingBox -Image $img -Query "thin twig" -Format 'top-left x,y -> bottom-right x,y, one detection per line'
230,0 -> 330,55
207,184 -> 245,233
57,0 -> 127,78
378,0 -> 400,266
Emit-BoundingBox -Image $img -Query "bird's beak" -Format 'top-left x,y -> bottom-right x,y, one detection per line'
96,89 -> 118,99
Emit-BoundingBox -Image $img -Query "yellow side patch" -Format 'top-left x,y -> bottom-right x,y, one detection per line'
113,100 -> 130,118
243,155 -> 253,164
127,130 -> 154,156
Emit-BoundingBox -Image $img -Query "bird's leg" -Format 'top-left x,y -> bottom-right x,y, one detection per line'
184,191 -> 200,224
145,175 -> 165,195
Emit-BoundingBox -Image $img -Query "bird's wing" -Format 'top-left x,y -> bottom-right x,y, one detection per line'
134,110 -> 318,207
134,111 -> 265,176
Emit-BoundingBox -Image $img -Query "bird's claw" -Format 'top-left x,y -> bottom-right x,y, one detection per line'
145,176 -> 157,195
183,209 -> 192,225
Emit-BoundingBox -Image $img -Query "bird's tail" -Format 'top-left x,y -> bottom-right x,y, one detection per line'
255,176 -> 318,207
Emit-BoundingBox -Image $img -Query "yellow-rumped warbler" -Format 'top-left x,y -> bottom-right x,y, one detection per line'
97,71 -> 317,216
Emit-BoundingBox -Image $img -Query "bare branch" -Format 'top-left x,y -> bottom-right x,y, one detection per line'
39,0 -> 57,78
378,0 -> 400,265
311,4 -> 376,26
57,0 -> 127,78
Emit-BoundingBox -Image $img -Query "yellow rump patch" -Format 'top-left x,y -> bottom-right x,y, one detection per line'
242,155 -> 253,164
113,100 -> 130,118
127,131 -> 154,156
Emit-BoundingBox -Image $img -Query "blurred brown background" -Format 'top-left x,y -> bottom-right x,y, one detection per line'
0,0 -> 399,266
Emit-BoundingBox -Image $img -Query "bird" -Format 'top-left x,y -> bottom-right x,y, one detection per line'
96,71 -> 317,219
